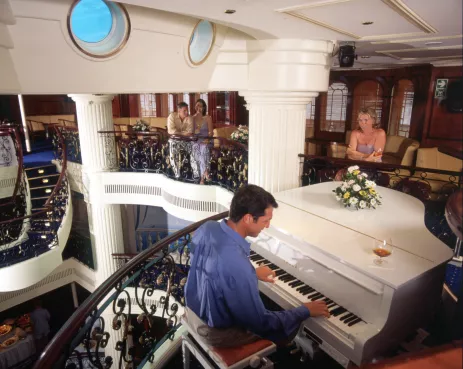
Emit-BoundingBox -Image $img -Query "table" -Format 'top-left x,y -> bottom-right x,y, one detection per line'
0,334 -> 35,369
269,182 -> 454,288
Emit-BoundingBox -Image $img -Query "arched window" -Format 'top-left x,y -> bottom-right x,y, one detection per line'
389,80 -> 414,137
352,80 -> 383,128
320,82 -> 348,132
68,0 -> 130,58
139,94 -> 157,117
305,97 -> 316,138
168,94 -> 175,113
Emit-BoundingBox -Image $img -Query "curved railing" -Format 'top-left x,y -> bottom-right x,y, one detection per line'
33,211 -> 228,369
99,130 -> 248,191
0,127 -> 70,267
0,126 -> 24,204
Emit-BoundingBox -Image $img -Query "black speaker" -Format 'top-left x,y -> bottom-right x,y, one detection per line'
445,79 -> 463,113
339,45 -> 357,67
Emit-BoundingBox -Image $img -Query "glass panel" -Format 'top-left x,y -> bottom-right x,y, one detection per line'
71,0 -> 113,43
321,82 -> 348,132
389,79 -> 414,137
352,80 -> 383,129
200,93 -> 208,102
168,94 -> 174,113
183,93 -> 189,103
189,20 -> 214,65
140,94 -> 156,117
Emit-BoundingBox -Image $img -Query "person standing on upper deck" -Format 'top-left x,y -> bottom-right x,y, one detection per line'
184,184 -> 330,347
167,101 -> 193,135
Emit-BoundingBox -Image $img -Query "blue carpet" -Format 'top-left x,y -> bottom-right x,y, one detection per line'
23,150 -> 54,167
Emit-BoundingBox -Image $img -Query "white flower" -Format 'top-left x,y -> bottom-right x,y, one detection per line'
349,197 -> 358,205
370,198 -> 377,206
361,173 -> 368,178
365,180 -> 376,188
353,184 -> 361,192
348,180 -> 355,185
359,200 -> 366,208
348,165 -> 359,173
357,175 -> 363,180
336,196 -> 341,201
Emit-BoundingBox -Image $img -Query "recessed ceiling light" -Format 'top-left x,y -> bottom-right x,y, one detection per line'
360,56 -> 371,59
362,21 -> 374,25
225,9 -> 236,14
425,41 -> 443,46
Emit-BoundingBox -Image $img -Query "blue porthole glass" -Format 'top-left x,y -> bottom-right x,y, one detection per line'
189,20 -> 215,65
70,0 -> 113,43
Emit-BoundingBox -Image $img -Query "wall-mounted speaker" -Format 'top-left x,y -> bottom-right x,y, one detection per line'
445,79 -> 463,113
339,45 -> 357,67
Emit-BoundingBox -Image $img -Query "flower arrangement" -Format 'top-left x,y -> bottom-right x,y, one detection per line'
230,125 -> 249,145
333,166 -> 382,210
133,120 -> 149,132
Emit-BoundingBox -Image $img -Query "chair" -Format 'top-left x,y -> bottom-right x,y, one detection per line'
213,126 -> 237,148
382,136 -> 420,166
181,317 -> 276,369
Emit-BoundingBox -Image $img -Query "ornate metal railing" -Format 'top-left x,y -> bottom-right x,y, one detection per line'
55,126 -> 82,164
0,126 -> 27,246
99,131 -> 248,192
33,211 -> 227,369
0,127 -> 70,267
299,154 -> 463,249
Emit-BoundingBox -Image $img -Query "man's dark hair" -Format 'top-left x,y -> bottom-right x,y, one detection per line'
177,101 -> 188,110
229,184 -> 278,223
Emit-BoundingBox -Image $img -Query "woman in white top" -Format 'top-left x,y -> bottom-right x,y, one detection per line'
191,99 -> 214,184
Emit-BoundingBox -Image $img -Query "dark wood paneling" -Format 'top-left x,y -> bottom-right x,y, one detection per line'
118,94 -> 140,117
422,66 -> 462,151
0,95 -> 21,123
22,95 -> 76,116
112,95 -> 121,117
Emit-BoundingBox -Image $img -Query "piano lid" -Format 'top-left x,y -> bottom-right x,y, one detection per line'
266,182 -> 453,288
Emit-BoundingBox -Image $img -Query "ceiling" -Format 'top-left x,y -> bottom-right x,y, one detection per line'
120,0 -> 463,68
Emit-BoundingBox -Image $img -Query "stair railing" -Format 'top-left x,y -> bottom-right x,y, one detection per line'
33,211 -> 228,369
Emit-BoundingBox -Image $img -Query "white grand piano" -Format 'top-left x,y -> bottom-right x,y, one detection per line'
249,182 -> 454,367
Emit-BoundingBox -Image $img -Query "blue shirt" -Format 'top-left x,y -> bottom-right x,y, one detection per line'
185,220 -> 310,342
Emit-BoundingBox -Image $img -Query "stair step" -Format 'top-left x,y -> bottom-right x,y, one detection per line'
30,185 -> 55,190
27,173 -> 59,180
25,164 -> 55,171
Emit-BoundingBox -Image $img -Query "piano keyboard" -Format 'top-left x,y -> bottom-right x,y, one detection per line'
249,250 -> 367,338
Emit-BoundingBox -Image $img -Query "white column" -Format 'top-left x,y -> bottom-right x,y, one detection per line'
69,94 -> 124,364
18,94 -> 31,152
241,92 -> 318,193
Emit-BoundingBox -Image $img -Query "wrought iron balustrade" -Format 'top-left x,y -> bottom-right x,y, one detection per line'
299,154 -> 463,249
0,126 -> 70,267
0,126 -> 27,246
54,126 -> 82,164
33,211 -> 228,369
99,131 -> 248,192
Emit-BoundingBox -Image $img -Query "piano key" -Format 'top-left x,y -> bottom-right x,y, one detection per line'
310,293 -> 324,301
330,307 -> 347,316
340,313 -> 354,322
348,318 -> 362,327
344,315 -> 358,324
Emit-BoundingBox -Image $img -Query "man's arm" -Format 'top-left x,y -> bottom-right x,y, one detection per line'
221,262 -> 310,342
167,113 -> 177,134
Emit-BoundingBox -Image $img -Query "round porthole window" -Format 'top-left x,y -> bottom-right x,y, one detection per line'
188,20 -> 216,66
68,0 -> 130,58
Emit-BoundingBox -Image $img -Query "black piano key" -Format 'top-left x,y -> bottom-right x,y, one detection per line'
300,286 -> 314,294
250,255 -> 264,261
344,315 -> 358,324
275,270 -> 287,277
340,313 -> 354,322
323,298 -> 331,303
306,292 -> 320,299
331,307 -> 347,317
311,293 -> 324,301
327,302 -> 337,308
257,260 -> 271,266
296,285 -> 310,292
348,318 -> 362,327
268,264 -> 279,270
290,281 -> 304,288
279,275 -> 294,282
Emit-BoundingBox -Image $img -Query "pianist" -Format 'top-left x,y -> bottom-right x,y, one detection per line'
184,184 -> 330,348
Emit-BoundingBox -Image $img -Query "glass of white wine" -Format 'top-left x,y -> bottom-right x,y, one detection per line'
373,238 -> 393,266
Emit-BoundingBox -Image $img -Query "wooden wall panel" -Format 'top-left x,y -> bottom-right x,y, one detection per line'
22,95 -> 76,116
422,66 -> 462,151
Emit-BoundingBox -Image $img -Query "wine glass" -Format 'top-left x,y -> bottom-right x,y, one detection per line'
373,238 -> 393,266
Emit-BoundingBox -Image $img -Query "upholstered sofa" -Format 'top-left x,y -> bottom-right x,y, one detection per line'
382,136 -> 420,166
415,147 -> 463,193
212,126 -> 237,147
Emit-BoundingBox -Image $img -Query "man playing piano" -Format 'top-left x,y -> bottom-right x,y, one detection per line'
184,184 -> 330,348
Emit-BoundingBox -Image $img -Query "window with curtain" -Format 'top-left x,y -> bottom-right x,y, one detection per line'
139,94 -> 157,117
388,79 -> 414,137
168,94 -> 174,113
320,82 -> 348,132
182,93 -> 190,104
200,92 -> 208,102
352,80 -> 383,128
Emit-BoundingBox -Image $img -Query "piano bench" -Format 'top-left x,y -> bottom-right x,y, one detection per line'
181,319 -> 276,369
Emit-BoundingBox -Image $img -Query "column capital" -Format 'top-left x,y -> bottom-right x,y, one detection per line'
239,91 -> 318,108
68,94 -> 115,105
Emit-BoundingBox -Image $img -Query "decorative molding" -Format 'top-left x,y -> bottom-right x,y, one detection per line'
381,0 -> 438,34
376,45 -> 463,60
371,34 -> 463,44
275,0 -> 351,12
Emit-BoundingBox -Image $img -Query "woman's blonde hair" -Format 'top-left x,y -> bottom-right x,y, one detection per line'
357,107 -> 381,130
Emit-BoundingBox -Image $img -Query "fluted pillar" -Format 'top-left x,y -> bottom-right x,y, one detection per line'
241,92 -> 318,193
